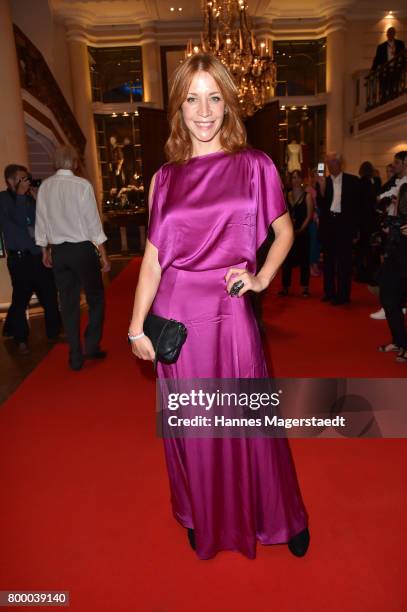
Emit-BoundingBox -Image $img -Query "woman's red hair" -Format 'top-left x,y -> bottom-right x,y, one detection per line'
165,53 -> 248,164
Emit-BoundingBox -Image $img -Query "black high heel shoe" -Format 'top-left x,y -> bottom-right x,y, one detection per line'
187,528 -> 196,550
288,527 -> 310,557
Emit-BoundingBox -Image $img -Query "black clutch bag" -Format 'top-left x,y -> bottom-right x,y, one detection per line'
143,313 -> 187,368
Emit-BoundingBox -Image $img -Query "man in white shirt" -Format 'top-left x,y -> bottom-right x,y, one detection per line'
317,152 -> 361,305
371,27 -> 405,71
371,27 -> 405,103
36,146 -> 110,371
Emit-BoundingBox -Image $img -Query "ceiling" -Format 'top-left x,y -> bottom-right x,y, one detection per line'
49,0 -> 407,26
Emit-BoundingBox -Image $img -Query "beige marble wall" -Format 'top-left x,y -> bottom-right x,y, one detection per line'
0,0 -> 29,305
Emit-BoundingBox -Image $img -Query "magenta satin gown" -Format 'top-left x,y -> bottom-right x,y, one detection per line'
148,148 -> 308,559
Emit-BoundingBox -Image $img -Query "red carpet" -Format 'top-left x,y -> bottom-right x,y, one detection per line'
1,259 -> 406,611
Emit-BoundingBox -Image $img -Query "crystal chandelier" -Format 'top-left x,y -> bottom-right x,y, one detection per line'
185,0 -> 277,117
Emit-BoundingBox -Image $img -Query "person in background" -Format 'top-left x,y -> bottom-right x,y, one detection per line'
0,164 -> 61,353
385,162 -> 396,184
356,161 -> 381,283
307,168 -> 321,277
377,183 -> 407,361
35,146 -> 111,371
371,27 -> 405,103
317,153 -> 361,306
372,167 -> 382,194
371,27 -> 405,71
370,156 -> 407,320
378,151 -> 407,216
278,170 -> 313,297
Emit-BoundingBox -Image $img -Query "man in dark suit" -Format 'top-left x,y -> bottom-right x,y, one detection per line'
372,27 -> 405,103
371,27 -> 405,71
317,153 -> 361,306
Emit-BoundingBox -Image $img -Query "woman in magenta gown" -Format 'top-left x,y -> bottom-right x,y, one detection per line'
129,53 -> 309,560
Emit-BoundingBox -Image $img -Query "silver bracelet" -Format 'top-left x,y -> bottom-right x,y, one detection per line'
128,331 -> 145,341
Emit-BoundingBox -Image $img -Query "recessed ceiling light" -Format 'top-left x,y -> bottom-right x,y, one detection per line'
170,7 -> 175,11
178,7 -> 183,10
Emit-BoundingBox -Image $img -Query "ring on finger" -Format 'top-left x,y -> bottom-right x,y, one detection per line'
230,279 -> 244,296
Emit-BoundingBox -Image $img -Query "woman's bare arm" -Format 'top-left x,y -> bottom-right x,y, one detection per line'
129,172 -> 162,360
225,212 -> 294,295
256,212 -> 294,289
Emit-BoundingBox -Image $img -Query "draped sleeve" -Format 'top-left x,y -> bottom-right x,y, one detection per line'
253,150 -> 287,249
147,164 -> 169,251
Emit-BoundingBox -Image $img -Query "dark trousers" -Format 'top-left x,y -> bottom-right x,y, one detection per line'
6,253 -> 61,343
51,241 -> 104,359
355,232 -> 374,283
282,259 -> 310,288
322,218 -> 353,301
379,259 -> 407,349
282,234 -> 310,289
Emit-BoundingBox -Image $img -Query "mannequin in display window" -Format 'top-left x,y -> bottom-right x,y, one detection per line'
109,136 -> 124,189
286,139 -> 302,173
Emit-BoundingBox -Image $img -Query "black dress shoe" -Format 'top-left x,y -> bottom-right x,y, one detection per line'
85,350 -> 107,360
17,342 -> 30,355
331,298 -> 350,306
187,528 -> 196,550
69,358 -> 84,371
48,333 -> 67,343
288,527 -> 310,557
321,295 -> 334,302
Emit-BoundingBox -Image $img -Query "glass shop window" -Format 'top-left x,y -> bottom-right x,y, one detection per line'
274,38 -> 326,97
88,46 -> 143,103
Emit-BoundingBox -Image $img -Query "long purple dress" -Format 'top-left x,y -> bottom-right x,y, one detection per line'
148,148 -> 308,559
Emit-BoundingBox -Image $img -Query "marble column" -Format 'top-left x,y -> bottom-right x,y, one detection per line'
0,0 -> 29,304
326,15 -> 347,154
66,29 -> 103,207
142,41 -> 163,108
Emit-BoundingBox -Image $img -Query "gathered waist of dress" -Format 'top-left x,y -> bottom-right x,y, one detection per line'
153,262 -> 252,323
161,263 -> 248,285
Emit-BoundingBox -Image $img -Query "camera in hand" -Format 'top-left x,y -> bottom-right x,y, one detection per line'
370,185 -> 407,250
29,177 -> 42,188
382,213 -> 407,242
